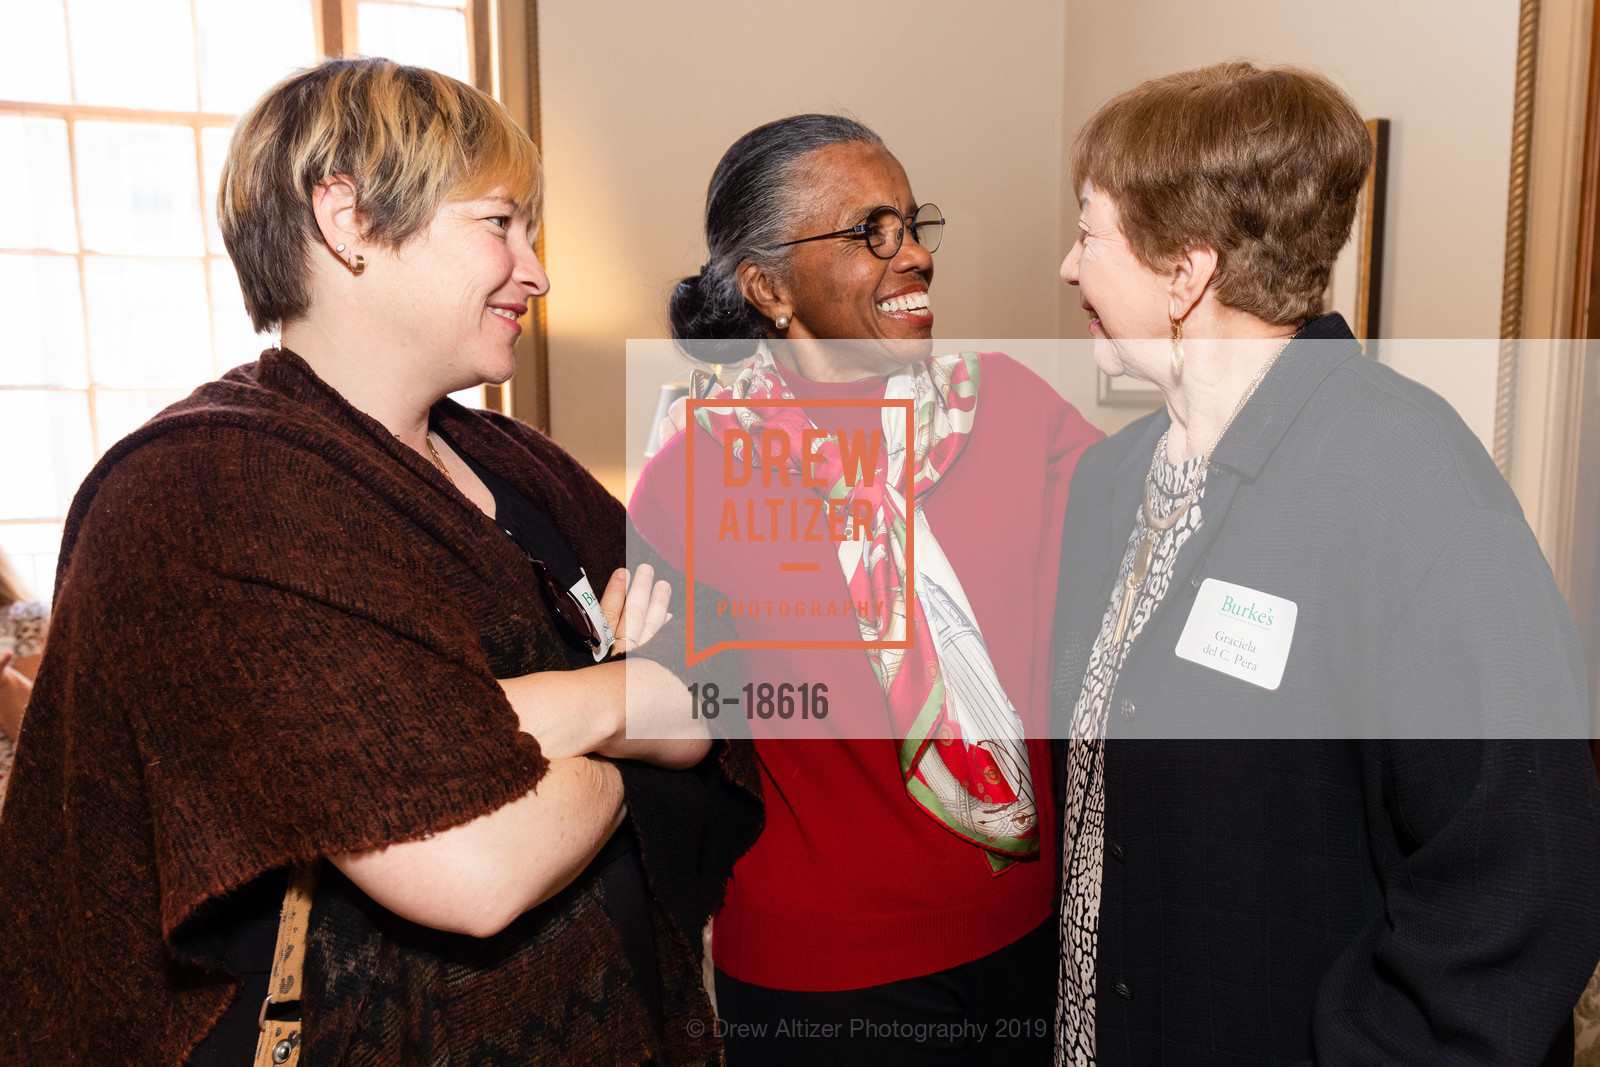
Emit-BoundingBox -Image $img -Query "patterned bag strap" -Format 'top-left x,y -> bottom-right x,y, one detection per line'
252,864 -> 317,1067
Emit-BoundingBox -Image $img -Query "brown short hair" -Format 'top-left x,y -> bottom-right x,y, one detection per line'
220,58 -> 541,332
1072,62 -> 1371,326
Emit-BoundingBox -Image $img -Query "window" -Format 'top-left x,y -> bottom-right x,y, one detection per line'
0,0 -> 483,600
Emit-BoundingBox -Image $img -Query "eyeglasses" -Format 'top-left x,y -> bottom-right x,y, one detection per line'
762,203 -> 945,259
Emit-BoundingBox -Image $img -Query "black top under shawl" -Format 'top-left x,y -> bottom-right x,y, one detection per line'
187,433 -> 661,1063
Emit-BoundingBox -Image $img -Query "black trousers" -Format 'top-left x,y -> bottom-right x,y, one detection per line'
714,917 -> 1055,1066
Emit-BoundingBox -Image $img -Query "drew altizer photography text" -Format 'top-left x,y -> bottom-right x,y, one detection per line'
713,423 -> 884,544
682,397 -> 916,670
690,1014 -> 1051,1043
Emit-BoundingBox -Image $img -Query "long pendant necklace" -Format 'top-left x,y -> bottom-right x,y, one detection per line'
1109,338 -> 1291,649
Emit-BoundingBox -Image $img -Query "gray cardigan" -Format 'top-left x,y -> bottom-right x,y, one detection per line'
1051,314 -> 1600,1065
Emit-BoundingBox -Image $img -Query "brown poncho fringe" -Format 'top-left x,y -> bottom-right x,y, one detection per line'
0,349 -> 761,1065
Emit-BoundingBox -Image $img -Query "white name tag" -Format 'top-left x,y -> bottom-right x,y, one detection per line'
1174,578 -> 1298,690
571,570 -> 615,661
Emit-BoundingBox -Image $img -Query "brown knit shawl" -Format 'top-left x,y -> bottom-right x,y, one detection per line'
0,349 -> 760,1065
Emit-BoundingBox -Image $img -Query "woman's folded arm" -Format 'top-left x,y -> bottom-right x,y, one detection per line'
500,658 -> 710,770
328,651 -> 709,940
329,752 -> 626,938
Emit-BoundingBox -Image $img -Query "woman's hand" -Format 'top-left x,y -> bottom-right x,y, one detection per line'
599,564 -> 672,657
498,562 -> 708,767
0,652 -> 33,742
495,565 -> 670,756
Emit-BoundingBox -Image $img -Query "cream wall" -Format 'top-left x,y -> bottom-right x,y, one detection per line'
538,0 -> 1071,496
539,1 -> 1526,495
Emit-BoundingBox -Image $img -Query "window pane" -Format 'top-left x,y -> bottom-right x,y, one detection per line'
201,126 -> 233,255
0,523 -> 64,605
357,2 -> 469,81
0,117 -> 78,252
94,388 -> 190,455
75,121 -> 205,257
67,0 -> 197,111
195,0 -> 316,115
84,257 -> 212,388
0,0 -> 72,104
0,254 -> 88,388
209,258 -> 268,373
0,391 -> 93,521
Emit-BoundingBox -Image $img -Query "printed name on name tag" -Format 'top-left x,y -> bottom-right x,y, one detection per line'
571,570 -> 615,661
1174,578 -> 1298,691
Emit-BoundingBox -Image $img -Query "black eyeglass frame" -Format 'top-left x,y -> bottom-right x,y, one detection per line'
760,203 -> 945,259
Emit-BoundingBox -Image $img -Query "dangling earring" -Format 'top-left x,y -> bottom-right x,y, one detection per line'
349,254 -> 366,276
1170,317 -> 1185,377
774,314 -> 790,330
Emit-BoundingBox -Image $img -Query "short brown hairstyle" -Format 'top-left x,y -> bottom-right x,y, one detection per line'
1072,62 -> 1371,326
220,58 -> 541,332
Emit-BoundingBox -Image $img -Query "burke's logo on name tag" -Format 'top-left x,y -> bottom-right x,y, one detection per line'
1174,578 -> 1298,691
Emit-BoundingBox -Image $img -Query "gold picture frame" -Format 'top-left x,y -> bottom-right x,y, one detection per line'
1350,118 -> 1391,346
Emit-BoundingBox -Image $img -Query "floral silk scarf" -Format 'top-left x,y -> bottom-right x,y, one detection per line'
694,350 -> 1036,872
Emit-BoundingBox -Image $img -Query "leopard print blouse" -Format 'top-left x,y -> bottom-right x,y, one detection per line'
1055,448 -> 1206,1067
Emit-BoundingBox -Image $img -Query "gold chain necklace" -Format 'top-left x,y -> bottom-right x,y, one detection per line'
382,419 -> 457,489
1109,338 -> 1291,648
424,433 -> 458,488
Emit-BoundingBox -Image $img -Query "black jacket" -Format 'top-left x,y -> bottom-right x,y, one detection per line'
1051,314 -> 1600,1065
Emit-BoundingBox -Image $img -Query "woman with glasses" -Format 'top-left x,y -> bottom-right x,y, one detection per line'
629,113 -> 1103,1065
0,58 -> 760,1065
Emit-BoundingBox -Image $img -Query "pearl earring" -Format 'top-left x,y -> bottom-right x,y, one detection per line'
335,243 -> 346,253
775,314 -> 790,330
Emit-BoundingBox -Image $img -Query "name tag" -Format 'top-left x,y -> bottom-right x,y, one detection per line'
1174,578 -> 1298,690
571,570 -> 615,662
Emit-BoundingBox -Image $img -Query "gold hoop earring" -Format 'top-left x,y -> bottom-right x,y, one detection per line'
349,254 -> 365,276
775,314 -> 790,330
1170,317 -> 1185,376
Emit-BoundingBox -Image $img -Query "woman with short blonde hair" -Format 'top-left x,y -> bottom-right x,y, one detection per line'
220,59 -> 542,332
0,58 -> 759,1064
